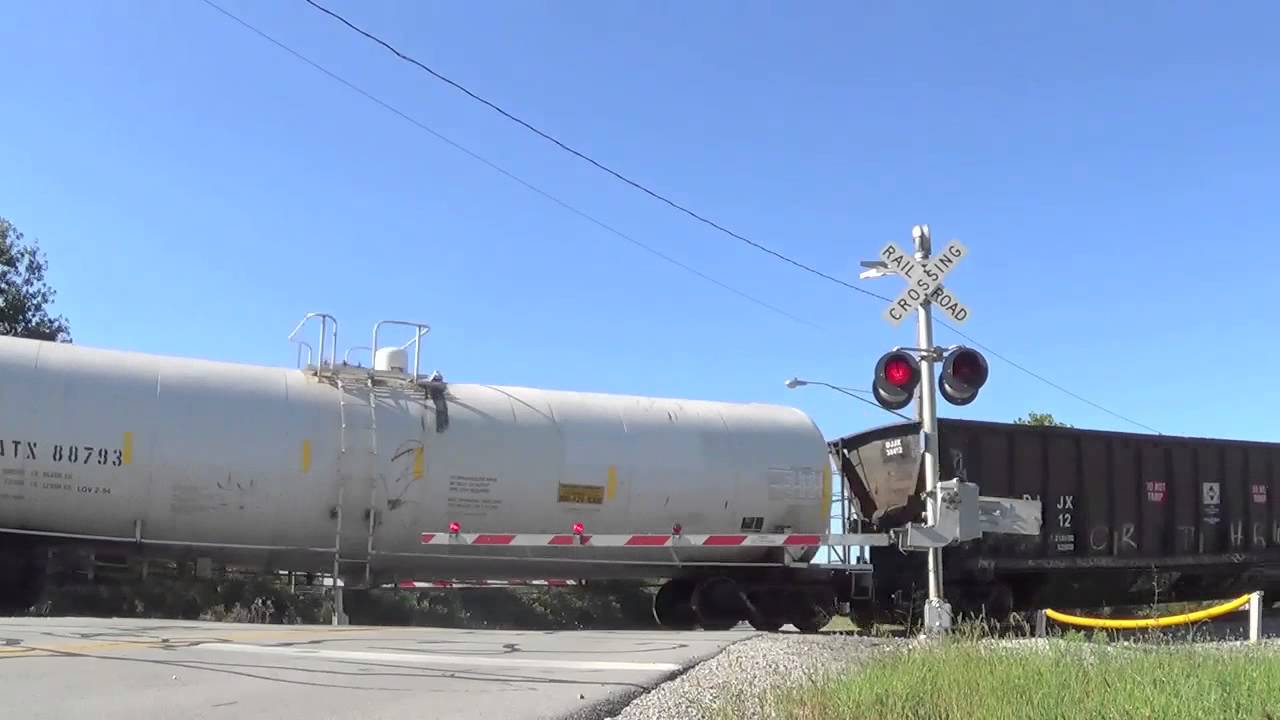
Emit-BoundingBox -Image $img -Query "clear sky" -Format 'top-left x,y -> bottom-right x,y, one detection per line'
2,1 -> 1277,445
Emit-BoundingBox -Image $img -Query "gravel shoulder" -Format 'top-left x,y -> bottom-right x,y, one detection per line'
602,632 -> 905,720
595,608 -> 1280,720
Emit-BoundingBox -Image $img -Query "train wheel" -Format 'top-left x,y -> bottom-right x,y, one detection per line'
747,616 -> 784,632
981,582 -> 1014,624
653,578 -> 698,630
786,587 -> 835,634
0,540 -> 43,614
849,601 -> 876,631
692,576 -> 746,630
745,589 -> 786,632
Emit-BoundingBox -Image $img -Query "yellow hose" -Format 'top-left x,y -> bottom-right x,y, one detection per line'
1044,593 -> 1253,630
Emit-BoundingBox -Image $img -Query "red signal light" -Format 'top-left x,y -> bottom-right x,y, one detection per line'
572,521 -> 585,535
884,357 -> 914,386
873,351 -> 920,411
448,521 -> 461,534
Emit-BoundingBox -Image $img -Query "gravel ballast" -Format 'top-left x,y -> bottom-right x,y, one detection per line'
603,632 -> 904,720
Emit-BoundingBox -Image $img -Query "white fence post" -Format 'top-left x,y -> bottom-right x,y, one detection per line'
1249,591 -> 1263,644
1035,610 -> 1047,638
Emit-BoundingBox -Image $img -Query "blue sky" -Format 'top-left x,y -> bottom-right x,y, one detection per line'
1,1 -> 1277,444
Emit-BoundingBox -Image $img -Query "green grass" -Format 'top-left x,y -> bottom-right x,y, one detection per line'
821,614 -> 858,632
756,640 -> 1280,720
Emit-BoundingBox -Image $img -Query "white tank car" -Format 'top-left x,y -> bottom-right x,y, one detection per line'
0,330 -> 831,592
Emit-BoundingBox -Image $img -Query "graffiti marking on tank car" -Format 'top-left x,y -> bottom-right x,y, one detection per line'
383,441 -> 427,511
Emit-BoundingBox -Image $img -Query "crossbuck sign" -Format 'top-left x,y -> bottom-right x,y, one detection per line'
879,239 -> 971,326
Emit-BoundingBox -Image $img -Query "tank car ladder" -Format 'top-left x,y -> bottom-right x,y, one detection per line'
333,367 -> 380,590
294,313 -> 440,604
290,313 -> 436,625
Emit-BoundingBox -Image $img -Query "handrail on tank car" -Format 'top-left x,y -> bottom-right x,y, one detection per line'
288,313 -> 339,374
372,320 -> 431,382
1044,593 -> 1254,630
293,340 -> 313,370
344,346 -> 372,367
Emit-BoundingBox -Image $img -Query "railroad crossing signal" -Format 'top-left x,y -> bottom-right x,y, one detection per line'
858,224 -> 984,634
938,346 -> 989,406
871,346 -> 989,410
872,351 -> 921,411
875,239 -> 971,326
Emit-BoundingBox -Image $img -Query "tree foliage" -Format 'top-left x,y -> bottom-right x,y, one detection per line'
0,217 -> 71,342
1014,411 -> 1071,428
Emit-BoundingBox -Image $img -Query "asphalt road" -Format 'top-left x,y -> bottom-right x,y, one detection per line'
0,617 -> 752,720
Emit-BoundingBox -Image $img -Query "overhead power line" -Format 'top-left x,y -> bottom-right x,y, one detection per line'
197,0 -> 826,334
300,1 -> 1160,435
219,0 -> 1160,435
301,0 -> 885,302
933,321 -> 1162,434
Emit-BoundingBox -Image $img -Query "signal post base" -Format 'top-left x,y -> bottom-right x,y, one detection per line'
922,598 -> 953,636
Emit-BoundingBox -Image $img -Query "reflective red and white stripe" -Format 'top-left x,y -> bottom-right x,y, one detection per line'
418,532 -> 846,548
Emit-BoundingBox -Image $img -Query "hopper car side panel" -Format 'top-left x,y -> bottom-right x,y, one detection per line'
834,419 -> 1280,619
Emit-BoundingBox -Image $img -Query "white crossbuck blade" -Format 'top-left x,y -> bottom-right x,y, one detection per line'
877,239 -> 972,325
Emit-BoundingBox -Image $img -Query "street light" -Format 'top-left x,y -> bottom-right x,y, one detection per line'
858,260 -> 893,280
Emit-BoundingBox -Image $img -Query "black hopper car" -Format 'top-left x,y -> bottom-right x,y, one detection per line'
831,419 -> 1280,622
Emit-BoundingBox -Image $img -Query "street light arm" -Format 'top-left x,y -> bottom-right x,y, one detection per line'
828,385 -> 912,421
807,381 -> 872,396
785,377 -> 912,421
